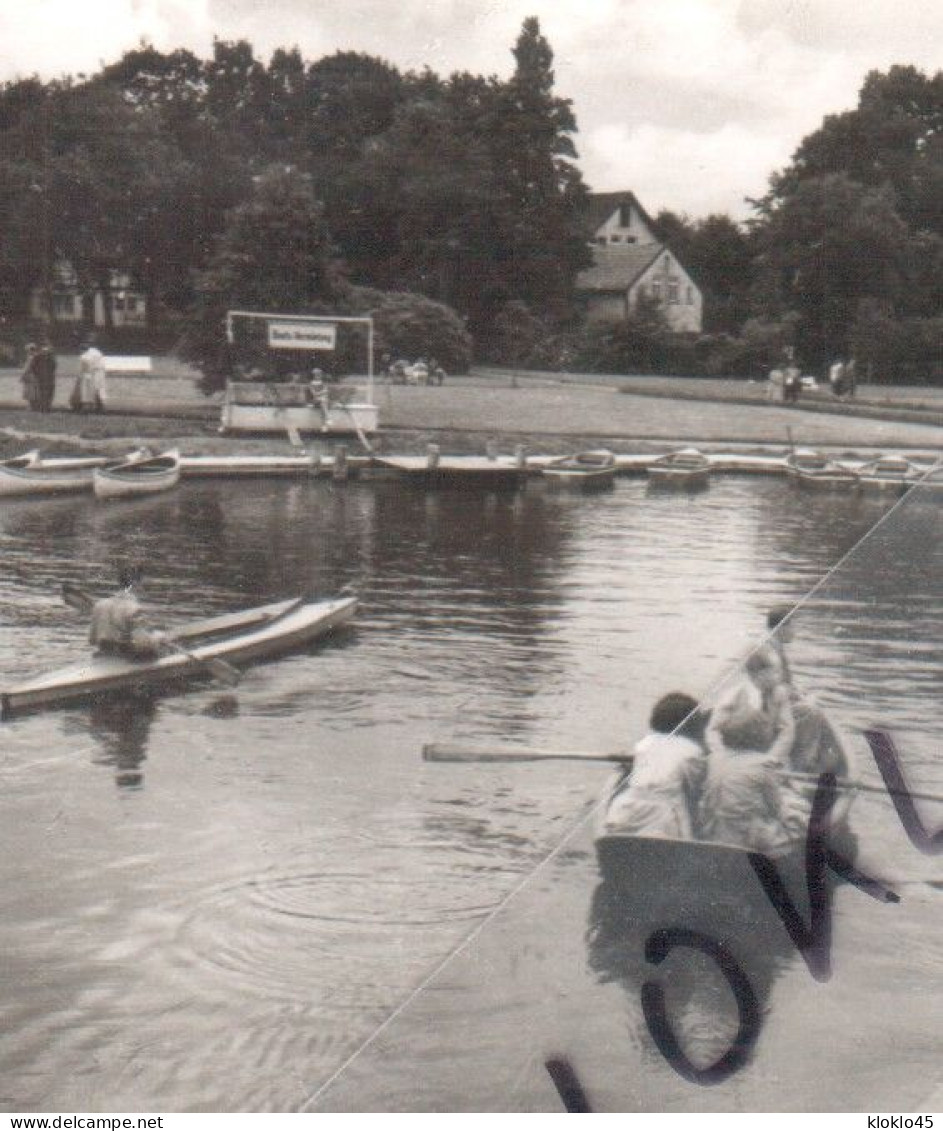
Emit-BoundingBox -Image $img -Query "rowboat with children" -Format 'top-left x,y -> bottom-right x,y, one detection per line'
1,593 -> 358,718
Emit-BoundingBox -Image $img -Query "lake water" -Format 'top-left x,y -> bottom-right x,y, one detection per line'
1,474 -> 942,1112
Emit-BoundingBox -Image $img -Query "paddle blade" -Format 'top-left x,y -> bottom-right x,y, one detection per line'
203,656 -> 242,687
62,583 -> 94,612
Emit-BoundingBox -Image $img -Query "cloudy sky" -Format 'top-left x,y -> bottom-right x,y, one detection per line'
1,0 -> 941,219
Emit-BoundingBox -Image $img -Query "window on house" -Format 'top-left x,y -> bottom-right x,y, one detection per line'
610,235 -> 622,242
618,203 -> 631,227
651,280 -> 662,300
596,236 -> 607,245
51,294 -> 74,317
667,280 -> 680,304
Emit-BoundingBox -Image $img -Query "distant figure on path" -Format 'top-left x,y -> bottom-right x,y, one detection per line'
766,367 -> 784,403
19,343 -> 40,410
829,357 -> 846,398
34,340 -> 57,412
89,565 -> 167,660
76,338 -> 108,413
844,356 -> 858,399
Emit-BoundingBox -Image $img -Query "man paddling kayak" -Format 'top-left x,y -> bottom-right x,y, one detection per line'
89,566 -> 168,660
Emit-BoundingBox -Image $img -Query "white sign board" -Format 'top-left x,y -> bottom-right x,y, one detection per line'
267,321 -> 337,351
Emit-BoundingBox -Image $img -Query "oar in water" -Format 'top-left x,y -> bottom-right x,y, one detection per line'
423,745 -> 943,805
62,583 -> 242,687
423,743 -> 633,765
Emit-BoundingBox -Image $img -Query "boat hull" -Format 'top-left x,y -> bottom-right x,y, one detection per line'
790,469 -> 861,490
543,450 -> 616,489
1,595 -> 357,717
594,833 -> 808,927
0,455 -> 109,497
647,467 -> 710,489
93,453 -> 181,499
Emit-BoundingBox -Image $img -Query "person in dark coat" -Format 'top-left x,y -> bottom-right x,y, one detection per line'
20,343 -> 40,410
33,341 -> 57,412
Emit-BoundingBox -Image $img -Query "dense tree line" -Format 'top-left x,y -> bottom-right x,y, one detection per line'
2,34 -> 942,384
0,18 -> 588,379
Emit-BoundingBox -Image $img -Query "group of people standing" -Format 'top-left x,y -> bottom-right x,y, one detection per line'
18,339 -> 108,414
599,605 -> 852,855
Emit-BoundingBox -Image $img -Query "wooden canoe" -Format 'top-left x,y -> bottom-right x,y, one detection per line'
93,450 -> 181,500
543,449 -> 616,489
1,594 -> 358,718
647,447 -> 711,489
0,450 -> 114,497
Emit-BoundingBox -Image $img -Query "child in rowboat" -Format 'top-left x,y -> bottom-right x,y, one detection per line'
700,652 -> 796,853
89,566 -> 168,660
598,692 -> 708,840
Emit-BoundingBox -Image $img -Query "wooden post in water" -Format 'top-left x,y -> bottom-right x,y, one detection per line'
485,439 -> 498,461
426,444 -> 441,470
333,444 -> 349,482
514,444 -> 527,470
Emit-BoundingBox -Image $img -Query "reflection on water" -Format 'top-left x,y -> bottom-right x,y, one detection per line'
586,869 -> 799,1081
1,475 -> 942,1110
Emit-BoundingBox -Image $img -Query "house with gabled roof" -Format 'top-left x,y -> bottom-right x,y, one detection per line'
576,191 -> 703,334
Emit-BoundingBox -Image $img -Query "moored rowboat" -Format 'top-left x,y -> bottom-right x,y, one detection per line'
856,454 -> 924,494
93,450 -> 181,500
786,448 -> 861,490
543,449 -> 616,489
647,447 -> 711,489
0,450 -> 114,497
1,594 -> 358,718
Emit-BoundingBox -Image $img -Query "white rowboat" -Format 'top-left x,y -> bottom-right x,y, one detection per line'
93,450 -> 181,500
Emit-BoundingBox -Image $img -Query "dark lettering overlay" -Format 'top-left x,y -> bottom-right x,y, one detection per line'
549,729 -> 943,1101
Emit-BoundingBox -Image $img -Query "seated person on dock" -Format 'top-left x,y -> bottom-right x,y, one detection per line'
701,653 -> 796,853
598,692 -> 708,840
89,567 -> 167,660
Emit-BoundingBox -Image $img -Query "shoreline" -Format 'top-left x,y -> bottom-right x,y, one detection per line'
2,367 -> 943,463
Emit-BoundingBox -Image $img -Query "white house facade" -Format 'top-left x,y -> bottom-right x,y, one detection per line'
576,192 -> 703,334
29,262 -> 147,329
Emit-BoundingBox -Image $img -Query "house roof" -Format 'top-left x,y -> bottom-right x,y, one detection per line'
576,244 -> 664,293
583,191 -> 660,239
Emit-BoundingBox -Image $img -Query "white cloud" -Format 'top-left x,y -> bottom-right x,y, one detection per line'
0,1 -> 939,218
0,0 -> 213,79
585,119 -> 785,217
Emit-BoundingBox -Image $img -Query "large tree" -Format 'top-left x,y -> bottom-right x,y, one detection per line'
752,173 -> 911,364
179,165 -> 345,384
486,17 -> 590,318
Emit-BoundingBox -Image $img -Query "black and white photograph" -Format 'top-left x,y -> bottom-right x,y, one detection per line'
1,0 -> 943,1116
